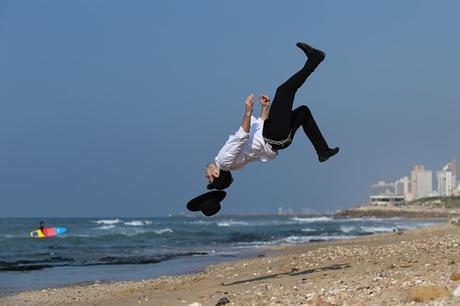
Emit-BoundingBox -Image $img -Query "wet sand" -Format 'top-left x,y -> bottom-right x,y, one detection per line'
2,222 -> 460,305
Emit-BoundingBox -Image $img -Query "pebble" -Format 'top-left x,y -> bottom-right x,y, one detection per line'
453,284 -> 460,297
406,285 -> 450,303
215,296 -> 230,306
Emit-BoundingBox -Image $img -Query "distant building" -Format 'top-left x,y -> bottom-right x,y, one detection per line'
437,170 -> 453,196
416,171 -> 433,199
436,160 -> 457,196
370,180 -> 394,196
411,165 -> 433,199
369,195 -> 405,206
447,160 -> 457,191
394,177 -> 411,200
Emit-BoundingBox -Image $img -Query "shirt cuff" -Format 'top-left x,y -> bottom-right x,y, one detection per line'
237,126 -> 250,138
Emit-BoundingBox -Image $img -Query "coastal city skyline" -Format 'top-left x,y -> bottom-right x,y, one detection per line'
370,159 -> 459,202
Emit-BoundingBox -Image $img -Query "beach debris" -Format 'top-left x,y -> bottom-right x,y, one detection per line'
215,296 -> 230,305
450,272 -> 460,281
188,303 -> 202,306
449,217 -> 460,226
406,285 -> 450,303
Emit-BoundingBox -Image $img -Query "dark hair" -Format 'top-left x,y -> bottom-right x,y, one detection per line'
207,170 -> 233,190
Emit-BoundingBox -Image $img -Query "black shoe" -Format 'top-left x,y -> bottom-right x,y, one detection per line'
296,42 -> 326,62
318,147 -> 339,163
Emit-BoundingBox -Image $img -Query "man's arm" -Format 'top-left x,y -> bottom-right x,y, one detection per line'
214,94 -> 254,170
259,95 -> 270,121
242,94 -> 254,133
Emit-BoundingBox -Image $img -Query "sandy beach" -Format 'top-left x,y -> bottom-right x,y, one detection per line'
2,222 -> 460,305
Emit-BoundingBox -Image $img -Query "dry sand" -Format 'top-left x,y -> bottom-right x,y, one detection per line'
3,222 -> 460,306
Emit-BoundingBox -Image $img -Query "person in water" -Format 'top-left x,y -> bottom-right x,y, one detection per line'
39,220 -> 45,232
205,42 -> 339,190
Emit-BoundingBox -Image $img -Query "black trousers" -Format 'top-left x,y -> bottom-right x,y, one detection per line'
262,59 -> 329,153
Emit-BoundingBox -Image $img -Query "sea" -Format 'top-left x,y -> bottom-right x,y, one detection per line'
0,216 -> 442,296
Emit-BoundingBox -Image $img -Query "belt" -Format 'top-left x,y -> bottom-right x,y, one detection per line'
263,130 -> 292,146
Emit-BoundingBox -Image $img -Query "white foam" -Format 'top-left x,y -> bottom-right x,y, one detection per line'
188,219 -> 297,227
217,220 -> 250,227
340,225 -> 356,233
96,225 -> 115,230
124,220 -> 152,226
360,226 -> 395,233
91,219 -> 122,225
235,240 -> 280,247
301,228 -> 315,232
154,228 -> 173,234
283,235 -> 357,244
290,216 -> 333,223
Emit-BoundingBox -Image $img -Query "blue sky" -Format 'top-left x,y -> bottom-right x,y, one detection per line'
1,1 -> 459,217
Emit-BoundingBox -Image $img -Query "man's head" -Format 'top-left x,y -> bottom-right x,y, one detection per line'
205,163 -> 233,190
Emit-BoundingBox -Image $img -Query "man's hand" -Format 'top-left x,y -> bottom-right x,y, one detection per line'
259,95 -> 270,107
205,164 -> 220,183
259,95 -> 270,121
245,94 -> 255,117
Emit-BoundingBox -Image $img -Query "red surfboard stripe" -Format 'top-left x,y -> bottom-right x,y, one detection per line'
42,228 -> 57,237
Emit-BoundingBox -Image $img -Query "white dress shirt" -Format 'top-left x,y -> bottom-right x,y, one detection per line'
215,116 -> 278,171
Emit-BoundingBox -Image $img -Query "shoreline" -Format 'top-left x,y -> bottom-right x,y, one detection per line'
3,221 -> 460,305
0,254 -> 241,297
336,205 -> 460,219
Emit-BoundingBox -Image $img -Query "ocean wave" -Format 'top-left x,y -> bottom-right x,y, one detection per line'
96,225 -> 116,230
283,235 -> 358,244
301,228 -> 315,232
235,240 -> 280,247
217,220 -> 250,227
235,234 -> 357,247
153,228 -> 173,234
124,220 -> 153,227
290,216 -> 333,223
206,250 -> 239,257
397,222 -> 438,229
0,234 -> 26,239
340,225 -> 356,233
91,219 -> 122,225
185,220 -> 214,225
338,217 -> 397,222
0,252 -> 207,272
0,257 -> 74,272
360,226 -> 396,233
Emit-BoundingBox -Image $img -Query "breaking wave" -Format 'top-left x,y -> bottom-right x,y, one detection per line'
290,217 -> 333,223
96,225 -> 115,230
153,228 -> 173,234
124,220 -> 153,226
217,220 -> 250,227
91,219 -> 122,225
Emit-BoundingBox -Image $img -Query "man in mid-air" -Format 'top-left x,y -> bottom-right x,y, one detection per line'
205,42 -> 339,190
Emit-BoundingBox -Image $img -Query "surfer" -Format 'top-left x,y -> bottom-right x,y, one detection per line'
39,220 -> 45,232
206,42 -> 339,190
